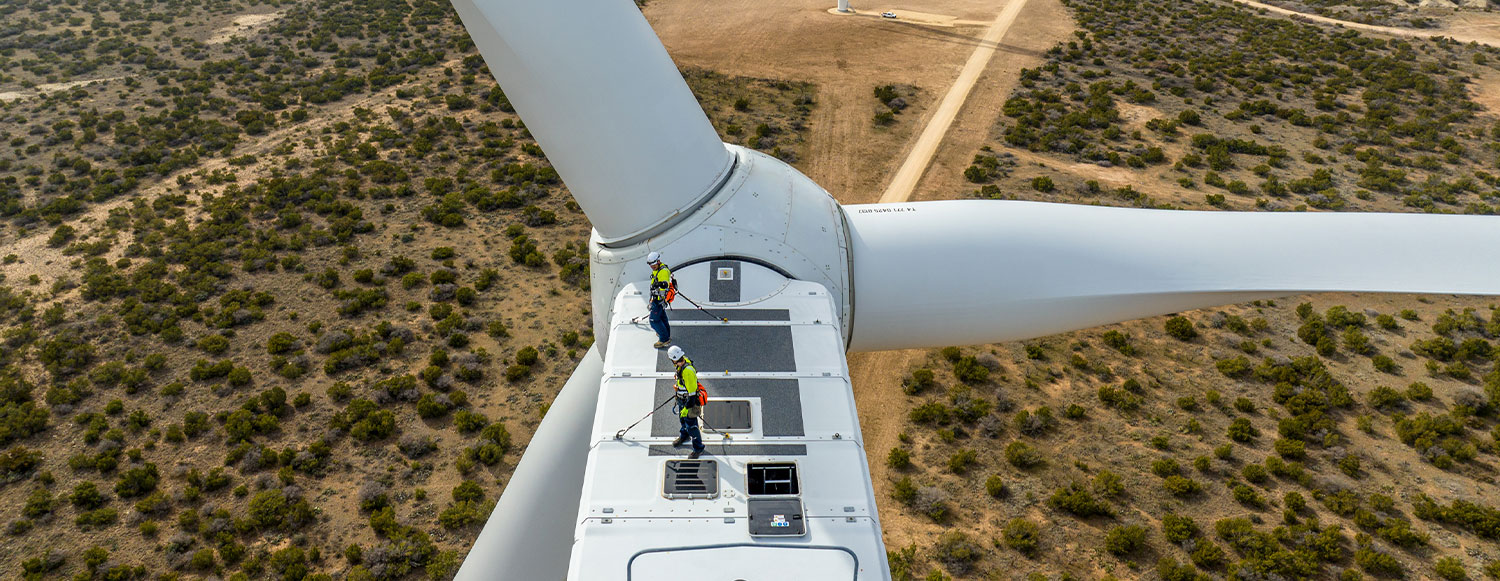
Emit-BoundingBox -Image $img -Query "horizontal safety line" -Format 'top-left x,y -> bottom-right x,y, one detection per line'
613,322 -> 837,327
602,374 -> 848,379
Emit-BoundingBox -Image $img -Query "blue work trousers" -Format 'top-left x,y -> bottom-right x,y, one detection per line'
649,301 -> 670,342
678,414 -> 704,452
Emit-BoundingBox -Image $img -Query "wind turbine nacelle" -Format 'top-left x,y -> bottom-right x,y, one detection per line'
588,144 -> 854,354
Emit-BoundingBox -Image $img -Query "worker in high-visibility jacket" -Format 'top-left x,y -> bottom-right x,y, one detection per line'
668,345 -> 705,459
646,251 -> 672,349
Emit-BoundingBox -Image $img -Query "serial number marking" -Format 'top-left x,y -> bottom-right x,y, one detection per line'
856,207 -> 916,214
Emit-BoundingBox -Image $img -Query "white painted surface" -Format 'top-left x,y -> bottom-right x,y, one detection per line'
589,147 -> 853,354
449,0 -> 733,243
845,200 -> 1500,351
631,546 -> 858,579
569,265 -> 888,580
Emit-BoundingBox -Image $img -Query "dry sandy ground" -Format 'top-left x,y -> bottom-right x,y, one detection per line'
0,77 -> 126,103
648,0 -> 1076,546
206,11 -> 285,44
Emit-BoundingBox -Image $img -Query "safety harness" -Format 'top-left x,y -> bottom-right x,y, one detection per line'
674,356 -> 707,413
650,264 -> 678,305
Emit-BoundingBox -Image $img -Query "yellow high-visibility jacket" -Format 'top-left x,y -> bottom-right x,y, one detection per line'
675,357 -> 698,418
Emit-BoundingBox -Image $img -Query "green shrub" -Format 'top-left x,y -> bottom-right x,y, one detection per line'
454,411 -> 489,433
332,399 -> 396,442
0,445 -> 42,480
1368,386 -> 1405,411
1436,557 -> 1468,581
952,356 -> 990,384
1031,176 -> 1055,193
267,333 -> 299,355
1097,384 -> 1142,411
70,482 -> 106,509
22,488 -> 54,518
932,531 -> 982,575
113,463 -> 159,498
1005,441 -> 1043,469
246,488 -> 315,530
985,475 -> 1005,498
1099,329 -> 1133,355
1104,525 -> 1147,555
1190,542 -> 1226,569
891,476 -> 917,505
1227,418 -> 1258,443
416,394 -> 454,418
196,334 -> 230,354
1165,316 -> 1197,341
902,368 -> 935,395
1002,518 -> 1040,554
909,402 -> 951,424
1093,470 -> 1124,498
1049,482 -> 1111,517
74,508 -> 117,529
1338,454 -> 1362,477
1163,476 -> 1202,496
1162,513 -> 1200,544
888,545 -> 918,581
947,449 -> 976,474
1013,408 -> 1056,436
1231,483 -> 1264,508
1274,438 -> 1306,459
1216,356 -> 1252,378
505,365 -> 532,382
1158,557 -> 1205,581
189,359 -> 233,382
1354,547 -> 1402,577
886,447 -> 911,470
1321,489 -> 1361,516
227,367 -> 252,387
1377,518 -> 1428,548
1411,494 -> 1500,540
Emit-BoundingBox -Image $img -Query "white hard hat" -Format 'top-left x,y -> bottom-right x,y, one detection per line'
646,251 -> 661,264
667,345 -> 684,361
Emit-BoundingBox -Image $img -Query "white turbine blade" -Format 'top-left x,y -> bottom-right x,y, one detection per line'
844,200 -> 1500,351
455,346 -> 604,581
449,0 -> 733,243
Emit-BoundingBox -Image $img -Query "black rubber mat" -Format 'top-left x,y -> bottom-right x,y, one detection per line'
651,378 -> 805,437
648,444 -> 807,456
655,326 -> 795,372
708,260 -> 741,303
668,309 -> 790,322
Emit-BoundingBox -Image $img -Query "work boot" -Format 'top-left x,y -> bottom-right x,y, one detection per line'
687,449 -> 702,460
671,435 -> 687,447
653,339 -> 670,349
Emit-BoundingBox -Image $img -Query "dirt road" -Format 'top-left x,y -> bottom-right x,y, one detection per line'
878,0 -> 1031,203
1229,0 -> 1500,47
